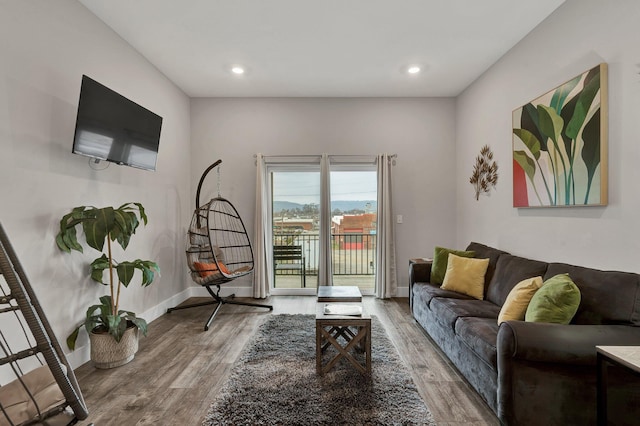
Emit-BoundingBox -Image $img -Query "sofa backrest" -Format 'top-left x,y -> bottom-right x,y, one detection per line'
545,263 -> 640,325
486,254 -> 549,306
465,242 -> 510,297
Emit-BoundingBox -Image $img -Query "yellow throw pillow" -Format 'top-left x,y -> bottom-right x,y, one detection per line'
497,276 -> 544,325
441,253 -> 490,300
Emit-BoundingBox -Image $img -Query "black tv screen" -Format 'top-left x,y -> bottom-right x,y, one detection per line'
72,75 -> 162,171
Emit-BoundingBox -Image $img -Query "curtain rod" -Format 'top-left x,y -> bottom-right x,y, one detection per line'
253,154 -> 397,159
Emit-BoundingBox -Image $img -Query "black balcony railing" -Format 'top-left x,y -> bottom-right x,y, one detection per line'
273,233 -> 376,276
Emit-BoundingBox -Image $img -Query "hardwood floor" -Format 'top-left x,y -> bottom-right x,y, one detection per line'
74,296 -> 499,425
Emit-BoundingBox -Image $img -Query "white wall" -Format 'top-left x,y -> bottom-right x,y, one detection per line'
455,0 -> 640,271
0,1 -> 192,368
190,98 -> 457,295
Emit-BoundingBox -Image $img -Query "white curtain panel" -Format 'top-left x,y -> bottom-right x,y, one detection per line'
253,153 -> 271,298
375,153 -> 397,298
318,153 -> 333,287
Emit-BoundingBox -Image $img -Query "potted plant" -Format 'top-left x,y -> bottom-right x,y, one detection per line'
56,203 -> 160,368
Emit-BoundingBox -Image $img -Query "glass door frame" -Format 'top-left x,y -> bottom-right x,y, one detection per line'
267,163 -> 320,296
265,158 -> 378,296
330,163 -> 378,296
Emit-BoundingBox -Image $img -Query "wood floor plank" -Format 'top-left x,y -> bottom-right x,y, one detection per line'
74,296 -> 499,425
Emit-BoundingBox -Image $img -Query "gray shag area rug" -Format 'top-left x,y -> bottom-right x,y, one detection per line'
203,314 -> 435,426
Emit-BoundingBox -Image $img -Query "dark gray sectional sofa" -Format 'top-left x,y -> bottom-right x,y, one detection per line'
409,242 -> 640,425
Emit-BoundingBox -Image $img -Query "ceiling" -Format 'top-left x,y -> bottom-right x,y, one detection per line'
79,0 -> 565,98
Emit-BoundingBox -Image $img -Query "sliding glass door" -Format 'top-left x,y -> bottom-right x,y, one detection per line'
329,169 -> 377,294
271,168 -> 320,292
268,161 -> 377,295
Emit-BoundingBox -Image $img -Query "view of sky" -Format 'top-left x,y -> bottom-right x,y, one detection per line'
273,171 -> 377,204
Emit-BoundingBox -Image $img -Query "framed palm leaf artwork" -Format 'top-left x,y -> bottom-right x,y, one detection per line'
512,63 -> 608,207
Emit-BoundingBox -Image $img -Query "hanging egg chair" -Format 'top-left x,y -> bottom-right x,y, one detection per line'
167,160 -> 272,331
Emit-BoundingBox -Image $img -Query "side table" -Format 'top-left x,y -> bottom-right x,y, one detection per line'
596,345 -> 640,426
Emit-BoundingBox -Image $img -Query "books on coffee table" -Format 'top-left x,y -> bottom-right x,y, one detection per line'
323,303 -> 362,316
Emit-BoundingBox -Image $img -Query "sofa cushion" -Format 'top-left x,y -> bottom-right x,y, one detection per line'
430,297 -> 501,329
431,246 -> 475,285
498,276 -> 544,324
412,282 -> 474,308
486,254 -> 549,307
525,274 -> 581,324
465,242 -> 510,295
545,263 -> 640,325
441,254 -> 490,299
455,317 -> 499,369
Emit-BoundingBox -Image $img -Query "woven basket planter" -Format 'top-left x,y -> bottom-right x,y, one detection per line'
89,325 -> 139,369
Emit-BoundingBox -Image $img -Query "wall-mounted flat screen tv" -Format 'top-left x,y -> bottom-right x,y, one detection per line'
72,75 -> 162,171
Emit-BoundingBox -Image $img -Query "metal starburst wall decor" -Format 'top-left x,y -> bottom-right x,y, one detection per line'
470,145 -> 498,200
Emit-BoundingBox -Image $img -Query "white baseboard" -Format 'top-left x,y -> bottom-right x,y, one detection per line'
395,286 -> 409,298
143,288 -> 193,322
66,345 -> 90,371
189,285 -> 254,298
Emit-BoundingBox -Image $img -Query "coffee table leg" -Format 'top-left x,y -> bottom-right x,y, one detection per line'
365,322 -> 371,374
316,321 -> 322,375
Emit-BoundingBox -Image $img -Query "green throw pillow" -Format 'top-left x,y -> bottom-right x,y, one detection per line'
525,274 -> 581,324
430,246 -> 475,285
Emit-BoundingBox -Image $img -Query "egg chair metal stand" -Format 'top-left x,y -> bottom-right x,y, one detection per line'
167,160 -> 272,331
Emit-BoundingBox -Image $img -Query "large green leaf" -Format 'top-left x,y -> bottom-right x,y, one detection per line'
56,209 -> 85,253
123,313 -> 148,336
55,232 -> 71,253
583,66 -> 601,87
513,150 -> 537,181
538,104 -> 569,203
560,94 -> 580,157
99,295 -> 113,312
116,262 -> 136,287
537,105 -> 564,146
133,202 -> 148,226
566,67 -> 601,140
66,327 -> 80,350
519,103 -> 547,152
84,315 -> 102,334
550,75 -> 582,114
513,128 -> 542,160
62,226 -> 83,252
581,109 -> 601,204
116,260 -> 159,287
83,207 -> 115,252
90,254 -> 111,284
106,314 -> 126,342
141,260 -> 160,286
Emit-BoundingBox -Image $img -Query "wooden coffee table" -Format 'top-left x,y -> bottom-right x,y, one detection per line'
315,302 -> 371,375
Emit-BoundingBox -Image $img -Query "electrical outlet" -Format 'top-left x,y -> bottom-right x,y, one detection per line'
396,214 -> 403,224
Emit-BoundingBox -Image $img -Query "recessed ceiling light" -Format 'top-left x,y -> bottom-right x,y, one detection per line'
407,66 -> 421,74
231,66 -> 245,75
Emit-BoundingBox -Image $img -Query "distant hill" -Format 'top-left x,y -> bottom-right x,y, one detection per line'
273,200 -> 377,213
332,200 -> 377,212
273,201 -> 304,212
